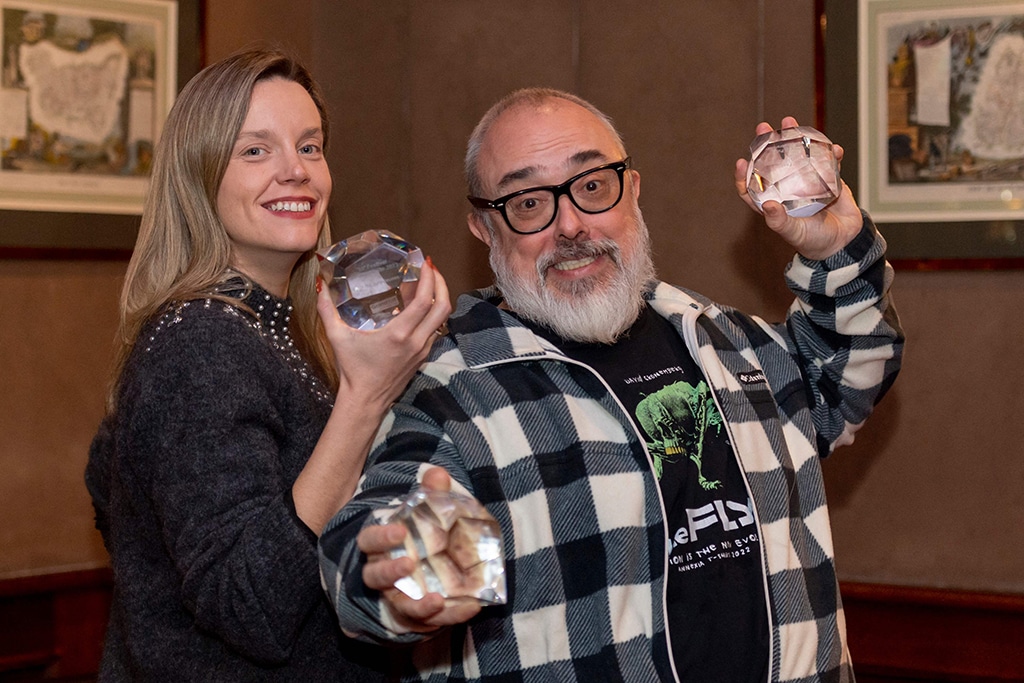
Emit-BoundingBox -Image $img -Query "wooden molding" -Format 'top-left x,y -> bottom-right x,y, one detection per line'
0,567 -> 112,598
2,573 -> 1020,681
841,581 -> 1024,681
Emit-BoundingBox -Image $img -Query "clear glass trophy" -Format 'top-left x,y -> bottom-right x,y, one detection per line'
746,126 -> 841,217
317,229 -> 424,330
387,488 -> 507,606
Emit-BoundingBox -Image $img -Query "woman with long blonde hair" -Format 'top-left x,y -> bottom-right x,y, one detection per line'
86,48 -> 449,680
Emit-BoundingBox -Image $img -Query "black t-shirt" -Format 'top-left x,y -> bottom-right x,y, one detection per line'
515,306 -> 770,682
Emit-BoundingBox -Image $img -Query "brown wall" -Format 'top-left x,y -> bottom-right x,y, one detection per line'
1,1 -> 1022,597
0,260 -> 119,575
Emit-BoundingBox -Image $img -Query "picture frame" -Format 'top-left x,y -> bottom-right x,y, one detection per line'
0,0 -> 200,257
824,0 -> 1024,266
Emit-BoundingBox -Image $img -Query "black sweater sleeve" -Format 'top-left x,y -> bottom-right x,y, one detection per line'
113,308 -> 325,662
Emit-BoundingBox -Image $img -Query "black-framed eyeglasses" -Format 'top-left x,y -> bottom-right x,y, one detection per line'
468,157 -> 631,235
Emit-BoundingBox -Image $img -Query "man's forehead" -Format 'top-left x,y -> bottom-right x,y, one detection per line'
479,100 -> 622,190
492,149 -> 610,192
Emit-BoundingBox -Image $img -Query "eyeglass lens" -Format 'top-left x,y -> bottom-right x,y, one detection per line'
505,167 -> 622,233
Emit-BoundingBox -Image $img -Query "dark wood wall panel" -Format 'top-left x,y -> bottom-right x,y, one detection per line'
3,573 -> 1021,682
0,569 -> 112,682
842,582 -> 1024,681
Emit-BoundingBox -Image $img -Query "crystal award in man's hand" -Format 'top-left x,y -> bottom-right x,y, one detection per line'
746,126 -> 840,218
387,488 -> 507,606
317,230 -> 424,330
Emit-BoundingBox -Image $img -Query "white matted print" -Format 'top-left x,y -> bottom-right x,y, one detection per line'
0,0 -> 176,214
859,0 -> 1024,222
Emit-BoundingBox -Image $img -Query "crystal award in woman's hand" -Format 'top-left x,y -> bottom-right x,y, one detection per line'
317,230 -> 424,330
386,488 -> 507,606
746,126 -> 840,218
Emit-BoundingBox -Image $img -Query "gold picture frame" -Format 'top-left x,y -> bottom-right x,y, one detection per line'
0,0 -> 199,256
825,0 -> 1024,265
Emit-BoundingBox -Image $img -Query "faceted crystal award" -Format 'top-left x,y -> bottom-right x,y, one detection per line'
386,488 -> 507,606
317,230 -> 424,330
746,126 -> 841,218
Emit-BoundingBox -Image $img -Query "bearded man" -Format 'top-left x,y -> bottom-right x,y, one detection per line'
319,88 -> 903,683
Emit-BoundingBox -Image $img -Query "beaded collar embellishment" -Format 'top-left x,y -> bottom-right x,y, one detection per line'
145,281 -> 333,406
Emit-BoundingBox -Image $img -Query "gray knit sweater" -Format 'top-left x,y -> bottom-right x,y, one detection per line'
86,282 -> 391,681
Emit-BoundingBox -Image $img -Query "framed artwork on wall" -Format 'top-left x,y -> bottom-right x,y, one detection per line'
0,0 -> 200,257
824,0 -> 1024,267
860,0 -> 1024,223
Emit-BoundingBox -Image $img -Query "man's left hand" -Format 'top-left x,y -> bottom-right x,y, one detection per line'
734,116 -> 863,261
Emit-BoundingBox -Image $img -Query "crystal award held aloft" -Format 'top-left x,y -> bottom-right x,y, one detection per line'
387,488 -> 507,606
317,230 -> 424,330
746,126 -> 840,218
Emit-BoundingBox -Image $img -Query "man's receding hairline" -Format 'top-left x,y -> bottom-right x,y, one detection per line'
466,87 -> 626,200
485,94 -> 617,145
475,96 -> 626,187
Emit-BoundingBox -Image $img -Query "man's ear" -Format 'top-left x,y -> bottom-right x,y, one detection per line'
467,212 -> 493,247
629,168 -> 641,200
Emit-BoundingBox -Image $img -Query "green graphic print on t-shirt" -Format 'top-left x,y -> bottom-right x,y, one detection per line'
635,379 -> 723,490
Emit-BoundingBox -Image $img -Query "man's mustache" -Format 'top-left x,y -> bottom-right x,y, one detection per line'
536,239 -> 622,280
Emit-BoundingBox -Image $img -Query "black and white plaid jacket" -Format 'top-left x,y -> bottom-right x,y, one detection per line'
320,215 -> 903,682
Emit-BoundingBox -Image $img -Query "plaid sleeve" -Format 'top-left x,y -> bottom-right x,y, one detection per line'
782,211 -> 905,454
318,381 -> 470,645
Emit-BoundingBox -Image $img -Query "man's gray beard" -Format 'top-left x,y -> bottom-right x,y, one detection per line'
491,206 -> 656,345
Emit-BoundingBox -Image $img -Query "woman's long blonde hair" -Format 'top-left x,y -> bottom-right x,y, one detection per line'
109,49 -> 337,409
